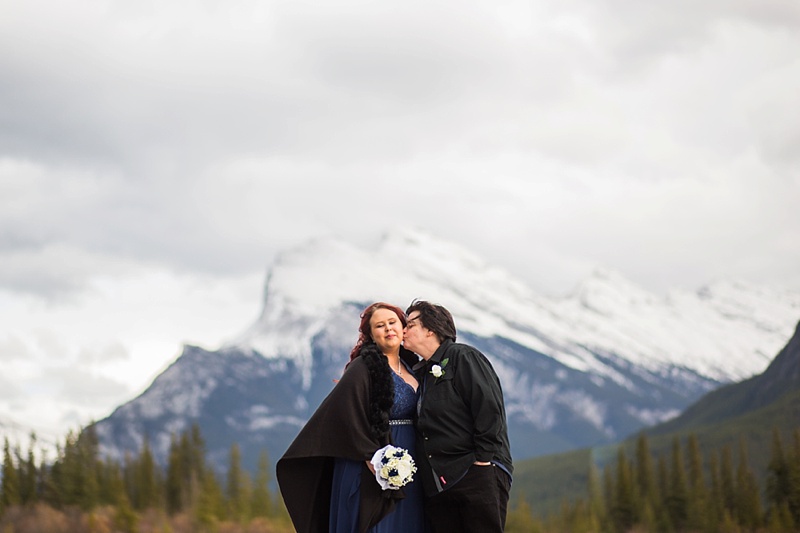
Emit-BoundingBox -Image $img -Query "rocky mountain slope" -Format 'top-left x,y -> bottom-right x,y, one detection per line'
91,230 -> 800,471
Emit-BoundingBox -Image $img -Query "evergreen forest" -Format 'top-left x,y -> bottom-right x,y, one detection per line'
0,425 -> 292,533
1,425 -> 798,532
506,429 -> 800,532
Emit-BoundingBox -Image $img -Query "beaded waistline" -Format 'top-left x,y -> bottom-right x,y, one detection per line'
389,419 -> 413,426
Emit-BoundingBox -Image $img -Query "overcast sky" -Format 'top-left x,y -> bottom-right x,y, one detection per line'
1,0 -> 799,440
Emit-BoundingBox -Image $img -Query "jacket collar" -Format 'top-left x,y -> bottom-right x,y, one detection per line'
411,338 -> 453,372
429,338 -> 453,364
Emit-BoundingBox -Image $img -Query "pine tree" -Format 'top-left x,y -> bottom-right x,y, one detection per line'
103,460 -> 138,533
505,492 -> 540,533
251,450 -> 272,518
195,468 -> 224,528
122,451 -> 137,510
75,423 -> 100,511
52,430 -> 86,507
64,424 -> 102,510
656,454 -> 672,532
1,438 -> 21,511
564,498 -> 600,533
165,433 -> 184,514
720,445 -> 736,517
165,426 -> 206,515
101,460 -> 126,506
766,428 -> 791,523
788,428 -> 800,526
734,439 -> 762,529
16,434 -> 38,504
188,424 -> 207,513
720,509 -> 741,533
707,451 -> 724,530
611,446 -> 636,531
665,436 -> 688,531
586,462 -> 604,528
190,424 -> 206,478
43,442 -> 65,507
635,433 -> 657,500
766,501 -> 795,532
634,432 -> 663,531
225,442 -> 251,522
686,434 -> 710,531
133,435 -> 160,510
602,462 -> 614,527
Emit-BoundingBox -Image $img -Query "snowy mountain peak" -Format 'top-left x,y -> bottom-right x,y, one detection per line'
226,232 -> 800,384
378,228 -> 494,274
93,233 -> 800,471
227,230 -> 545,361
573,268 -> 658,316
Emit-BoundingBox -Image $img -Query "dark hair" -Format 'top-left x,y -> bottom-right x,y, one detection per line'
405,299 -> 456,343
349,302 -> 407,362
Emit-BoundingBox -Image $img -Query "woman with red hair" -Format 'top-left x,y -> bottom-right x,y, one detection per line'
277,302 -> 426,532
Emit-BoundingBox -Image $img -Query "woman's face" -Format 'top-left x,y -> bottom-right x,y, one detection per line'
369,307 -> 404,354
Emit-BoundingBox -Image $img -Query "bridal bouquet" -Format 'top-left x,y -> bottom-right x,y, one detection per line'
370,444 -> 417,490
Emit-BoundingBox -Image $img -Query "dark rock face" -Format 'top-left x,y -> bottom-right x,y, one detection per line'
94,321 -> 721,473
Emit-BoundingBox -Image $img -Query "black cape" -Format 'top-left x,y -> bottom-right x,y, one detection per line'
277,346 -> 417,533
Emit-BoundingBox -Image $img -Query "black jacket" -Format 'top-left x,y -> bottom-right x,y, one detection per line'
413,339 -> 513,496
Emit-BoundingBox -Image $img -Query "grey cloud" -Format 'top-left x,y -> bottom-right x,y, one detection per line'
0,0 -> 577,169
0,244 -> 136,297
578,0 -> 800,70
76,342 -> 130,365
0,335 -> 32,362
0,0 -> 798,299
45,366 -> 132,407
0,375 -> 21,399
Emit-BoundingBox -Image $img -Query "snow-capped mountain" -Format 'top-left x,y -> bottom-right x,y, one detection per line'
93,230 -> 800,471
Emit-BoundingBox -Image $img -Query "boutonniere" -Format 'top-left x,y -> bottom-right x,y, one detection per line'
430,358 -> 449,379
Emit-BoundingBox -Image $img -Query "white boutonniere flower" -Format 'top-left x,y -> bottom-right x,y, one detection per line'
430,358 -> 449,379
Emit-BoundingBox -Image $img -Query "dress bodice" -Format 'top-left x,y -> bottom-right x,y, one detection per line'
390,371 -> 418,420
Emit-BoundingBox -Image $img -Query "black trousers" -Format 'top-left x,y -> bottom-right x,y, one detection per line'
425,464 -> 512,533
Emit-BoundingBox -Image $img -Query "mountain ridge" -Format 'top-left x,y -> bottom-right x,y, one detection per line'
227,229 -> 798,381
511,319 -> 800,515
87,231 -> 800,472
648,319 -> 800,435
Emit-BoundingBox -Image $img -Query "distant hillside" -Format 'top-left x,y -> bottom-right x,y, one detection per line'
649,319 -> 800,435
512,320 -> 800,516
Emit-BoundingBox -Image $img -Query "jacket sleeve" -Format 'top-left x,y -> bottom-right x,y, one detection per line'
456,347 -> 506,462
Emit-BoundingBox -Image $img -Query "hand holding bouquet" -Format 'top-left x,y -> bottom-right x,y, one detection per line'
370,445 -> 417,490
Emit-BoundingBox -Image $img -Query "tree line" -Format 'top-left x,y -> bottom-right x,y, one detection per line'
3,424 -> 798,532
0,425 -> 291,533
506,428 -> 800,532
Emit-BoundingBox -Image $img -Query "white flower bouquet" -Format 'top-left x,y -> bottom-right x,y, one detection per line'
370,444 -> 417,490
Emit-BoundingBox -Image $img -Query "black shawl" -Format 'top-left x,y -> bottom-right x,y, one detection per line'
276,344 -> 417,533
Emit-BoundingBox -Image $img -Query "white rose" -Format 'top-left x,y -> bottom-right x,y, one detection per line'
431,365 -> 443,378
395,462 -> 413,480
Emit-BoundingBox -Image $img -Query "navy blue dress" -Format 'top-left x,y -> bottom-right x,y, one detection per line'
329,364 -> 426,532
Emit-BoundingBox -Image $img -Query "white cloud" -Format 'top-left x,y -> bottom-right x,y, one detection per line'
0,0 -> 798,435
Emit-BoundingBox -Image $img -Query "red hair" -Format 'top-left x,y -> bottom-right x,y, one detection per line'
348,302 -> 407,362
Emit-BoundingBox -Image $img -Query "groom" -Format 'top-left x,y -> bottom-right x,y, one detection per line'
403,300 -> 513,533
